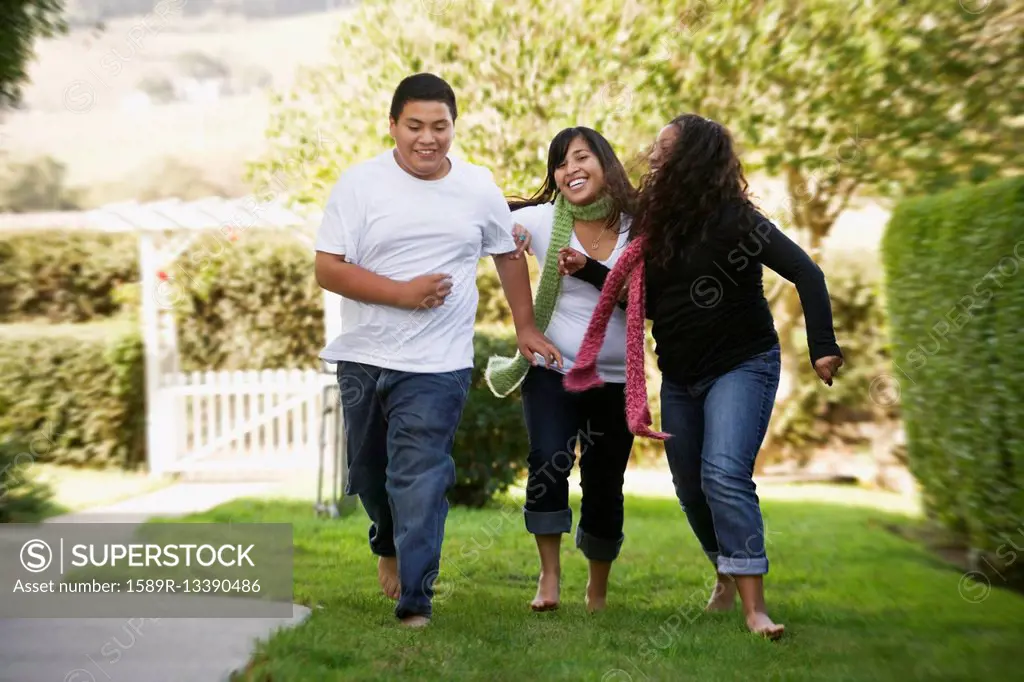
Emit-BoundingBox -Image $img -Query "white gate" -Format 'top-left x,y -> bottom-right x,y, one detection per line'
154,369 -> 338,477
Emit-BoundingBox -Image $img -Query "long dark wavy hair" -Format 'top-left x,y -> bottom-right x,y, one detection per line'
634,114 -> 759,268
508,126 -> 636,232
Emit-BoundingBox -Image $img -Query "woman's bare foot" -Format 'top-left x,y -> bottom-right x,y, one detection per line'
399,615 -> 430,628
706,574 -> 737,612
585,584 -> 607,613
746,611 -> 785,640
735,575 -> 784,639
586,559 -> 612,613
531,571 -> 560,611
531,534 -> 561,611
378,556 -> 400,600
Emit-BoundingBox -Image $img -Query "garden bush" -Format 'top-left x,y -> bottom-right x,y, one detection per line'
0,231 -> 138,323
0,322 -> 146,469
881,175 -> 1023,583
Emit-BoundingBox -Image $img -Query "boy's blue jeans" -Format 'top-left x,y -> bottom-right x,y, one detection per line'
337,361 -> 471,620
660,345 -> 781,576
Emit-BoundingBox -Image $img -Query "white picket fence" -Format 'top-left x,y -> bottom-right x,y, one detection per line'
157,368 -> 339,476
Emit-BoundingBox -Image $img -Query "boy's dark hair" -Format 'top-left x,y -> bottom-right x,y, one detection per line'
389,73 -> 458,122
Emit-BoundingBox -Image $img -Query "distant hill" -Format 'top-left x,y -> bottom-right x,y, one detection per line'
0,8 -> 352,205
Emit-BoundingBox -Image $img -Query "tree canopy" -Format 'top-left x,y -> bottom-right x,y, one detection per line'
640,0 -> 1023,245
251,0 -> 1021,247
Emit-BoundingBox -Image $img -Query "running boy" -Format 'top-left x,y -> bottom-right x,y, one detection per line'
314,73 -> 560,627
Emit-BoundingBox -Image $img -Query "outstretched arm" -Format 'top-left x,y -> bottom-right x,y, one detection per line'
753,218 -> 844,384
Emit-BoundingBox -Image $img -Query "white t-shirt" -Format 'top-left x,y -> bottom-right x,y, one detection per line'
512,202 -> 630,384
315,149 -> 518,373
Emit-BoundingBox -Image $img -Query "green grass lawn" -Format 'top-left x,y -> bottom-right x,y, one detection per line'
5,463 -> 175,522
174,490 -> 1024,682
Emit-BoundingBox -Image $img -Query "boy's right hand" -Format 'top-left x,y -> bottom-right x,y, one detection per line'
399,273 -> 453,309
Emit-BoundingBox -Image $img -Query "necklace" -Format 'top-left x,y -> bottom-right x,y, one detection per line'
578,221 -> 614,250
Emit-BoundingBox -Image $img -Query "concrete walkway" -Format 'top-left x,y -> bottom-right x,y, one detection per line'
1,481 -> 313,682
42,481 -> 280,524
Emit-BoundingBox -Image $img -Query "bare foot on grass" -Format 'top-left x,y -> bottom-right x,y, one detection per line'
746,611 -> 785,640
530,571 -> 560,611
378,556 -> 400,600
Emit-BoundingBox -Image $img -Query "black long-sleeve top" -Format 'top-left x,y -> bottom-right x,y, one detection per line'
572,204 -> 842,385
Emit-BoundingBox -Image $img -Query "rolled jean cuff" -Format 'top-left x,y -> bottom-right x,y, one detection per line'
575,526 -> 624,562
717,555 -> 768,576
524,508 -> 572,535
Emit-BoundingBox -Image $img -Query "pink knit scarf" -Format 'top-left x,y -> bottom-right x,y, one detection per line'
563,236 -> 671,440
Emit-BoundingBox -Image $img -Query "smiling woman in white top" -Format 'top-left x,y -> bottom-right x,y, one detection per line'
494,126 -> 637,614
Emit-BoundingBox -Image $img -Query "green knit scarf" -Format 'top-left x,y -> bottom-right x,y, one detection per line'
484,192 -> 614,397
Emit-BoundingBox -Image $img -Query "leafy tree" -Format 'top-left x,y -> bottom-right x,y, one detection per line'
246,0 -> 663,208
0,0 -> 67,108
642,0 -> 1022,251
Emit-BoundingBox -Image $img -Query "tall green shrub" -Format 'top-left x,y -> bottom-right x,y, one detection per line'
0,322 -> 146,469
881,176 -> 1024,582
0,231 -> 138,322
171,231 -> 324,372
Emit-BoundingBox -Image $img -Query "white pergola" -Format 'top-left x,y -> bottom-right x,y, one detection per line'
0,197 -> 346,488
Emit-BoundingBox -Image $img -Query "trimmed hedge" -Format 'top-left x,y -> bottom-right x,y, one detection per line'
0,322 -> 146,469
0,232 -> 138,323
171,232 -> 324,371
881,176 -> 1023,581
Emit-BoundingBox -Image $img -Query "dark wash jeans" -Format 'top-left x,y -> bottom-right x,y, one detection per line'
660,344 -> 781,576
520,365 -> 635,562
337,360 -> 471,620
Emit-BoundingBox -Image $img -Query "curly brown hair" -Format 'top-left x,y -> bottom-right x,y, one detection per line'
633,114 -> 759,268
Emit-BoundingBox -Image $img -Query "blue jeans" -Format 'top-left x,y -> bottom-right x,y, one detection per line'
660,345 -> 781,576
337,361 -> 472,620
519,366 -> 634,562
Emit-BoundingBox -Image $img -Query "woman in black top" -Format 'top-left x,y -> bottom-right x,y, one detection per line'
561,114 -> 844,639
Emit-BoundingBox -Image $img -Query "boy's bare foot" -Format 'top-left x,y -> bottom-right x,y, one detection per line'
378,556 -> 400,600
746,611 -> 785,640
706,575 -> 737,612
399,615 -> 430,628
530,571 -> 560,611
585,582 -> 607,613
